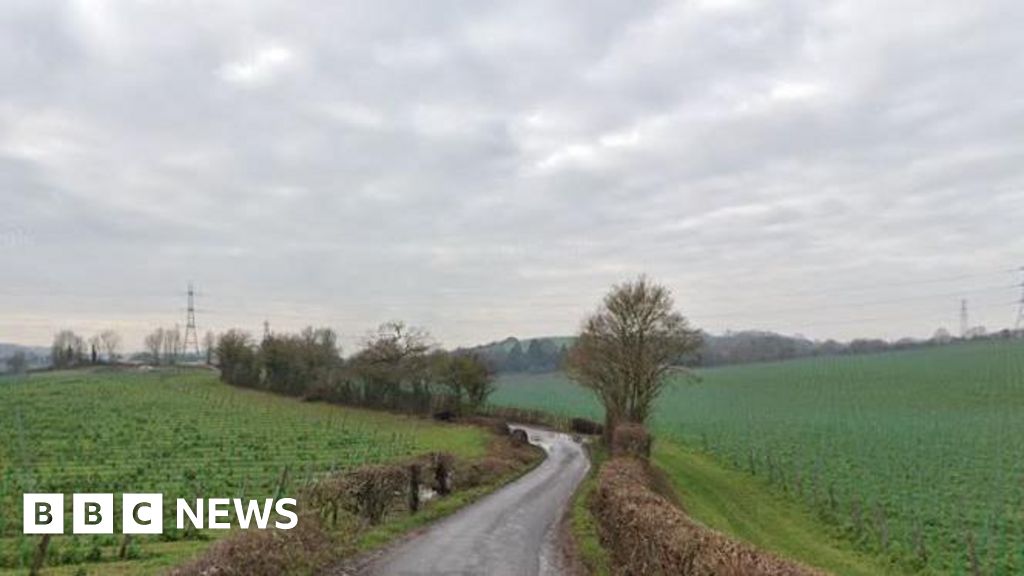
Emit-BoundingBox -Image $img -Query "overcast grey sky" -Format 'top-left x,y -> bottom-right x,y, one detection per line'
2,0 -> 1023,351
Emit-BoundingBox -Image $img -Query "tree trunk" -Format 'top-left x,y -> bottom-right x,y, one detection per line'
603,412 -> 616,447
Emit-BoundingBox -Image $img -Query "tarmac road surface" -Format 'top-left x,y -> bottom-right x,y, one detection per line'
361,425 -> 590,576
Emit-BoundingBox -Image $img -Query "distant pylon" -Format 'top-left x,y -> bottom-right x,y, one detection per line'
960,299 -> 969,338
263,320 -> 271,341
1015,267 -> 1024,332
183,283 -> 200,356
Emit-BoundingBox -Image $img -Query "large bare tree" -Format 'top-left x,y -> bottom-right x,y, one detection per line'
51,330 -> 85,368
163,326 -> 182,365
565,276 -> 701,437
144,328 -> 165,365
352,321 -> 433,409
99,330 -> 122,362
202,331 -> 216,364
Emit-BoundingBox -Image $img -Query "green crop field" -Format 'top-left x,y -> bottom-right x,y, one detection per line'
0,368 -> 487,573
492,340 -> 1024,575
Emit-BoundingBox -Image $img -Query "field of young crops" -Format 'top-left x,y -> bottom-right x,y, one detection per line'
492,340 -> 1024,575
0,368 -> 486,572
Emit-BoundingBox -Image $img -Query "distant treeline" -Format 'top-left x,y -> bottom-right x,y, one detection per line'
693,328 -> 1022,367
216,322 -> 494,416
463,328 -> 1024,373
454,337 -> 570,374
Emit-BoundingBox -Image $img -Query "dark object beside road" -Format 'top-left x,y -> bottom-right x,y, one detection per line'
571,417 -> 604,436
433,410 -> 456,422
510,428 -> 529,446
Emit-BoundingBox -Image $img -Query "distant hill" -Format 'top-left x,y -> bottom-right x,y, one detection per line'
456,337 -> 574,373
0,343 -> 50,372
0,343 -> 49,358
463,329 -> 1022,373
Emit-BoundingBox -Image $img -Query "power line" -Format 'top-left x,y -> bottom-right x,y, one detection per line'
720,300 -> 1013,333
688,268 -> 1018,303
690,283 -> 1016,322
0,267 -> 1015,304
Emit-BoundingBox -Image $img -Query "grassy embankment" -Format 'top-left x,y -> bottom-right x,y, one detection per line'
567,445 -> 611,576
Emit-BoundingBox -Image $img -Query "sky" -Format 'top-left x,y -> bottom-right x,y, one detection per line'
2,0 -> 1023,352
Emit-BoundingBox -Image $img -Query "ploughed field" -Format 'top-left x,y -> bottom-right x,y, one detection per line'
492,340 -> 1024,575
0,368 -> 487,573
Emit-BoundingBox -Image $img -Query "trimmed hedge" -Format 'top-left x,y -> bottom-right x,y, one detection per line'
611,423 -> 652,458
571,417 -> 604,436
592,457 -> 822,576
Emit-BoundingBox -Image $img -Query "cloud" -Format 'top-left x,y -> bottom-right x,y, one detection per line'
219,44 -> 296,86
769,81 -> 826,101
0,0 -> 1022,349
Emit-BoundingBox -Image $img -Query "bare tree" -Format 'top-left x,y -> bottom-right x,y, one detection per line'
163,326 -> 182,365
352,321 -> 433,409
565,276 -> 701,438
144,328 -> 165,365
99,330 -> 122,363
51,330 -> 85,368
6,351 -> 29,374
88,335 -> 101,364
202,331 -> 216,365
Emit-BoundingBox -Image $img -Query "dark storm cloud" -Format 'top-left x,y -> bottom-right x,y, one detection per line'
2,0 -> 1022,349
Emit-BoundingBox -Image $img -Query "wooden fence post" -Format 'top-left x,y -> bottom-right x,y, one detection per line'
29,534 -> 51,576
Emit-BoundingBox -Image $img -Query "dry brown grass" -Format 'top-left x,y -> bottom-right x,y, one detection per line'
461,414 -> 512,436
455,435 -> 543,488
169,514 -> 336,576
592,457 -> 823,576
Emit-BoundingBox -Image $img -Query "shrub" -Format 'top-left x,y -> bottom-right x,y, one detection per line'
461,415 -> 511,436
611,423 -> 652,458
432,410 -> 456,422
261,329 -> 339,397
216,331 -> 260,388
457,457 -> 517,488
571,417 -> 604,436
592,458 -> 820,576
339,465 -> 408,525
481,405 -> 568,430
168,514 -> 335,576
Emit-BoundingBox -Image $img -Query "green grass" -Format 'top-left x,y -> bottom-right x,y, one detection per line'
569,445 -> 610,576
355,445 -> 545,553
0,367 -> 488,573
492,340 -> 1024,575
654,442 -> 893,576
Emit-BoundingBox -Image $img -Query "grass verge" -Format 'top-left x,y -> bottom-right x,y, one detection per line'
567,444 -> 611,576
354,442 -> 546,553
653,441 -> 896,576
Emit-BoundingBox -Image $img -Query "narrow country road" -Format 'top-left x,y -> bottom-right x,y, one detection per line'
362,426 -> 590,576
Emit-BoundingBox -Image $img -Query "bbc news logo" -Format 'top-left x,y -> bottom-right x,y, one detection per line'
23,494 -> 298,534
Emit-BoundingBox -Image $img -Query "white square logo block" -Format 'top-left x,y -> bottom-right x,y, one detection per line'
123,494 -> 164,534
23,494 -> 64,534
73,494 -> 114,534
